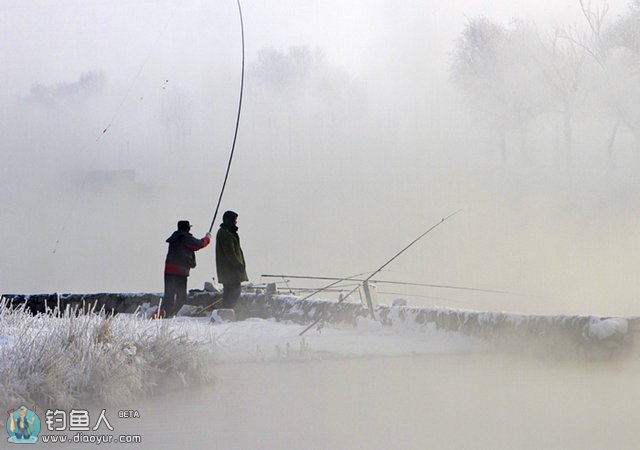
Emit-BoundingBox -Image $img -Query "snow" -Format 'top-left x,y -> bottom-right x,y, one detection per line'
188,315 -> 481,362
0,301 -> 482,409
0,334 -> 15,350
586,317 -> 628,339
0,305 -> 211,408
1,297 -> 636,409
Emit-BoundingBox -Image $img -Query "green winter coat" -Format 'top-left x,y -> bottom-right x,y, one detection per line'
216,225 -> 248,284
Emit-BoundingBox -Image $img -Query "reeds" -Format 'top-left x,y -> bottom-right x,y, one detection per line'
0,299 -> 213,409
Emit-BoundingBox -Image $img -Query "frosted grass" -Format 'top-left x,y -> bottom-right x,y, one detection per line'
0,300 -> 215,409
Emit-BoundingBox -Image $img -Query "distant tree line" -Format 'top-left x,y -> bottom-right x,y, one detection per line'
246,46 -> 363,154
451,0 -> 640,167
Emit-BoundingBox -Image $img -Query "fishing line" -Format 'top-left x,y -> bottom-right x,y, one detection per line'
208,0 -> 245,233
283,283 -> 362,293
376,291 -> 466,303
53,7 -> 174,253
96,12 -> 174,142
295,270 -> 386,303
261,273 -> 520,296
299,210 -> 463,336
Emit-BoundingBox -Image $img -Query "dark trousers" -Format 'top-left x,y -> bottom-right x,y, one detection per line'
222,284 -> 241,309
164,274 -> 187,317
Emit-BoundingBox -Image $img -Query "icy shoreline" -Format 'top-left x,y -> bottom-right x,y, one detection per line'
3,290 -> 638,359
0,305 -> 481,411
1,290 -> 638,410
237,293 -> 638,359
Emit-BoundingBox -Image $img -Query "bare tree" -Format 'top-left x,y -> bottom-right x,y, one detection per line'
604,0 -> 640,162
248,46 -> 361,152
452,2 -> 640,168
567,0 -> 640,165
452,18 -> 550,164
452,17 -> 509,162
537,27 -> 588,167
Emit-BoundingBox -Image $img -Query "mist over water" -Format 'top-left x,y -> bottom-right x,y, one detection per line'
3,0 -> 639,317
89,354 -> 640,450
0,0 -> 640,414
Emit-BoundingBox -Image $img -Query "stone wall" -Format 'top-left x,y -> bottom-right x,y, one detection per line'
236,294 -> 640,359
0,291 -> 221,315
3,290 -> 638,358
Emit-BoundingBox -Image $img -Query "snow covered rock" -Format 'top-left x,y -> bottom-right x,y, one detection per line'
177,304 -> 200,317
586,317 -> 628,340
356,316 -> 383,331
204,281 -> 220,293
211,309 -> 236,324
138,303 -> 158,320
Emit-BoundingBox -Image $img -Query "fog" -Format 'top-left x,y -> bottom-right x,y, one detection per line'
2,0 -> 639,317
4,3 -> 640,449
128,355 -> 640,450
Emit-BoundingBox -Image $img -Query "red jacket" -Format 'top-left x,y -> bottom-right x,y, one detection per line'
164,231 -> 211,276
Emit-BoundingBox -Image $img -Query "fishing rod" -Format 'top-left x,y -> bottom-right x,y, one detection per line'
208,0 -> 245,233
279,284 -> 362,293
299,209 -> 462,336
261,274 -> 519,296
296,270 -> 381,303
167,1 -> 244,317
260,269 -> 390,300
279,276 -> 294,294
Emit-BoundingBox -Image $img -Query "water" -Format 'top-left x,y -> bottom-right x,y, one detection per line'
84,353 -> 640,450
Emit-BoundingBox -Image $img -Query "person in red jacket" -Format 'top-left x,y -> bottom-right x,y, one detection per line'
163,220 -> 211,317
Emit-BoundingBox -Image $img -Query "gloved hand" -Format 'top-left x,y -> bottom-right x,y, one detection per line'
206,232 -> 212,239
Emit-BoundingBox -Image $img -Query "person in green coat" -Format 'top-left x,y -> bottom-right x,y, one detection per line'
216,210 -> 248,309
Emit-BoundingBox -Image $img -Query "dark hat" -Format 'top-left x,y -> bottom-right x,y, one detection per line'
222,210 -> 238,225
177,220 -> 191,231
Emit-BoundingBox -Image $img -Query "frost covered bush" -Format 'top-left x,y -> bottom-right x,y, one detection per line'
0,301 -> 213,409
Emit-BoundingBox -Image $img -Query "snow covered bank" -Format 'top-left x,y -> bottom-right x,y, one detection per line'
2,287 -> 636,417
206,317 -> 480,363
0,303 -> 212,409
0,304 -> 480,411
3,290 -> 638,363
236,294 -> 639,359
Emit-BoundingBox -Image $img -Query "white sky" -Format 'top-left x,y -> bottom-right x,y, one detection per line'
1,0 -> 639,316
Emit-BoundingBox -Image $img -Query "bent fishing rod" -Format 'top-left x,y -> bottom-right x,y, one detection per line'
299,209 -> 463,336
208,0 -> 245,233
191,0 -> 244,316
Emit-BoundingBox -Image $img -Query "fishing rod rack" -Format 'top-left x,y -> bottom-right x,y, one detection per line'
260,274 -> 385,319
